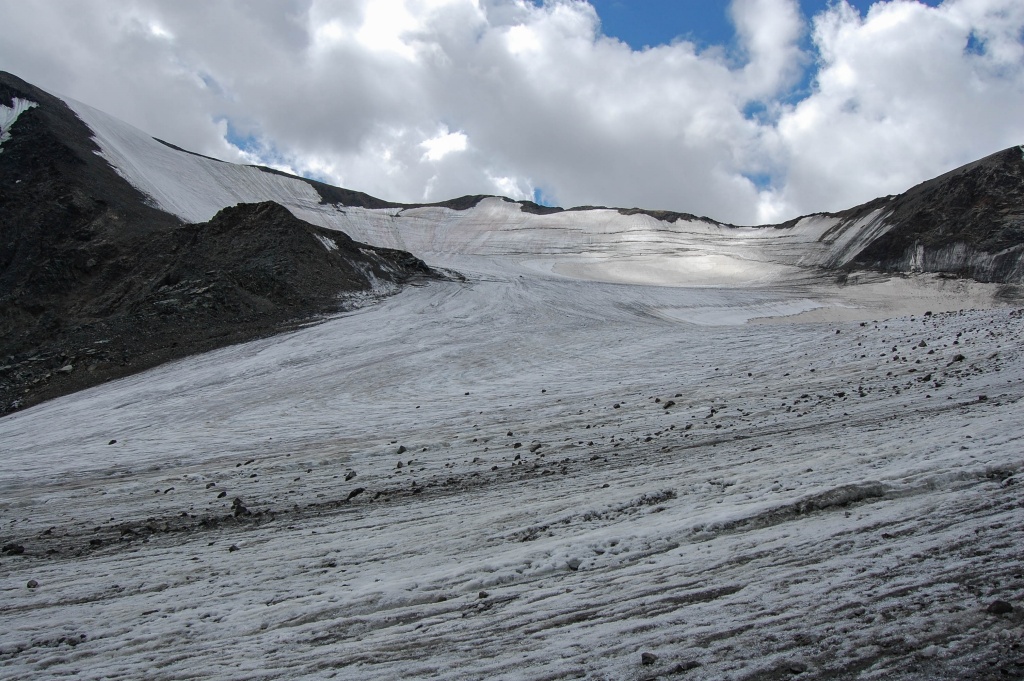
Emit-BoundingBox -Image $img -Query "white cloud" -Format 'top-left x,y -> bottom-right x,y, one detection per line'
488,173 -> 531,200
767,0 -> 1024,221
0,0 -> 1022,224
731,0 -> 806,99
420,128 -> 468,161
147,22 -> 173,41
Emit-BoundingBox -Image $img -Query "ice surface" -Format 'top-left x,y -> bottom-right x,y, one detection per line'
1,260 -> 1021,679
314,234 -> 339,252
0,97 -> 37,151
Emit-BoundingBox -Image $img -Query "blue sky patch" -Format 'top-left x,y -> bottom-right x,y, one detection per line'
743,100 -> 771,124
220,117 -> 329,184
743,171 -> 773,192
964,31 -> 985,56
588,1 -> 944,52
220,117 -> 261,155
532,186 -> 557,207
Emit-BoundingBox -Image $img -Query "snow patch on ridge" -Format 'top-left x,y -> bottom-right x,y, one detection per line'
315,234 -> 339,252
63,96 -> 325,223
0,97 -> 37,152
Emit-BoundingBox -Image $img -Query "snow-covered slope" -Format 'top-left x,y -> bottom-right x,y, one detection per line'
61,98 -> 902,286
65,94 -> 1024,285
66,98 -> 326,223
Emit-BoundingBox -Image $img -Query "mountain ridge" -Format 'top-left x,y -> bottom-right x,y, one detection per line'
2,69 -> 1023,412
9,68 -> 1020,279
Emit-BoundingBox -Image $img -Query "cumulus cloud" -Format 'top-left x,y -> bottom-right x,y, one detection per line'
772,0 -> 1024,220
0,0 -> 1022,224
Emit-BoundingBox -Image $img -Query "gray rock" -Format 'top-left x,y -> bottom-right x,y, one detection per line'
231,498 -> 250,517
988,600 -> 1014,615
786,660 -> 808,674
671,661 -> 701,673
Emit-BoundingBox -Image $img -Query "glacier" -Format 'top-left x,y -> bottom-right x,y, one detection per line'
1,268 -> 1021,680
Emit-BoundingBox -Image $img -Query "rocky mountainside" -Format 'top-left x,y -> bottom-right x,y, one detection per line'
806,146 -> 1024,282
0,73 -> 439,414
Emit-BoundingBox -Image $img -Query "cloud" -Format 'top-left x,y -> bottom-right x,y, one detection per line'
731,0 -> 806,98
0,0 -> 1022,224
420,128 -> 468,162
770,0 -> 1024,221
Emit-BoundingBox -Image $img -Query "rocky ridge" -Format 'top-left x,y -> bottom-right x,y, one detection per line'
0,73 -> 441,414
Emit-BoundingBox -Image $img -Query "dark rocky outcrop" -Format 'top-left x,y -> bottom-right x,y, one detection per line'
783,146 -> 1024,282
842,146 -> 1024,282
0,72 -> 439,414
617,206 -> 724,226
